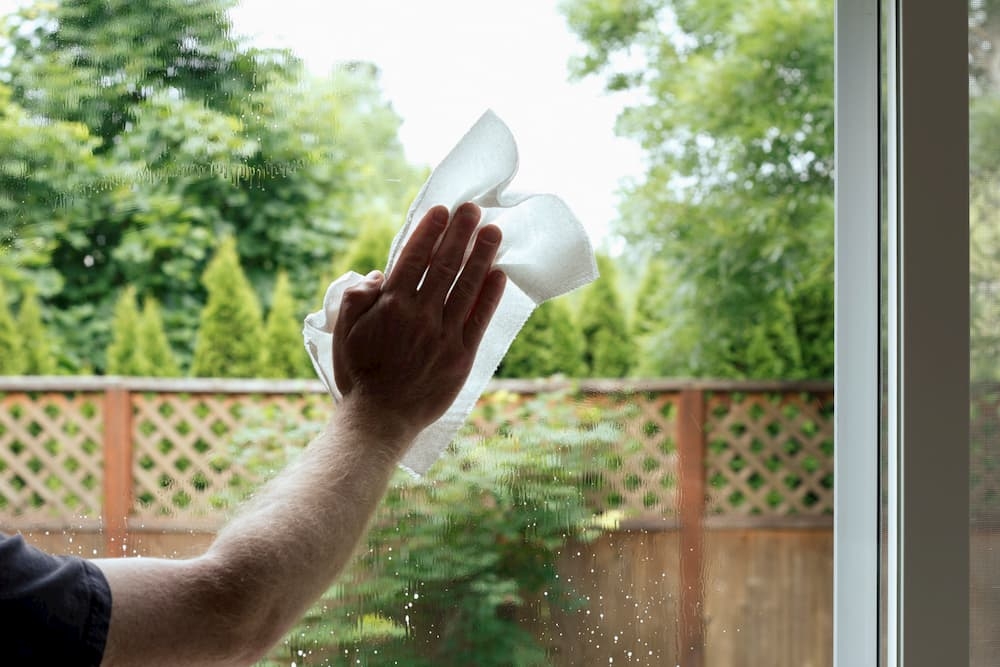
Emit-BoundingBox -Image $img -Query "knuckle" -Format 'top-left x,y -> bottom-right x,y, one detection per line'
341,287 -> 368,306
466,309 -> 486,331
448,280 -> 475,304
431,256 -> 462,278
379,291 -> 403,313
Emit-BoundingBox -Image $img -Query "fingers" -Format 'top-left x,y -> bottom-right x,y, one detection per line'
463,269 -> 506,349
443,224 -> 502,326
383,206 -> 449,293
419,203 -> 482,305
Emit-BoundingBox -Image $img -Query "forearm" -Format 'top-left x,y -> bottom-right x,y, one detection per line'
206,400 -> 411,643
97,401 -> 411,666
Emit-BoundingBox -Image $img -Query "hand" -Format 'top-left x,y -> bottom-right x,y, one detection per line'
332,203 -> 506,443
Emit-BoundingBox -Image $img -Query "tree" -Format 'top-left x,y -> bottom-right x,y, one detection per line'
106,287 -> 181,376
191,237 -> 264,378
578,255 -> 636,377
260,272 -> 311,379
1,4 -> 422,373
333,218 -> 397,278
970,1 -> 1000,380
549,299 -> 588,377
3,0 -> 279,150
17,288 -> 57,375
498,299 -> 585,378
0,82 -> 104,303
561,0 -> 834,378
631,258 -> 671,376
106,286 -> 144,375
0,282 -> 25,375
139,296 -> 181,377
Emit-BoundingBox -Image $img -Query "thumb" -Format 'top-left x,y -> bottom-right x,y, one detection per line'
335,272 -> 383,334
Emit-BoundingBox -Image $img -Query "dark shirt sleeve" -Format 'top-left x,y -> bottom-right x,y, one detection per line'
0,531 -> 112,666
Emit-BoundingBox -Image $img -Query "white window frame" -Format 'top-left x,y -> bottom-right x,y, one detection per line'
834,1 -> 969,666
834,1 -> 880,663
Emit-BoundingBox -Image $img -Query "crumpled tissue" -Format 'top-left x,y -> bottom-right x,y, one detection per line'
303,110 -> 598,475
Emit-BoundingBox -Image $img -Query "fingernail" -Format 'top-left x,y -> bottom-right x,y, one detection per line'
479,225 -> 501,244
366,270 -> 382,280
431,206 -> 449,226
458,202 -> 480,221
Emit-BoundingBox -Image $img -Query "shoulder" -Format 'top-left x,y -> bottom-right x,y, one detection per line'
0,532 -> 112,667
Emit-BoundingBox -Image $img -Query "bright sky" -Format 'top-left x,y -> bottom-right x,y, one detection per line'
1,0 -> 645,245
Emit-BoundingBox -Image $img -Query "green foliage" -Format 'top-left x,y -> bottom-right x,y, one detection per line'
333,218 -> 397,278
632,258 -> 668,338
17,288 -> 56,375
0,282 -> 24,374
3,0 -> 278,149
107,286 -> 181,376
971,0 -> 1000,96
578,255 -> 636,377
0,4 -> 422,373
498,299 -> 585,378
743,292 -> 803,379
227,392 -> 620,666
139,297 -> 181,378
631,258 -> 671,376
259,272 -> 311,379
106,286 -> 144,375
0,82 -> 104,301
191,237 -> 264,378
971,173 -> 1000,380
562,0 -> 834,379
970,2 -> 1000,380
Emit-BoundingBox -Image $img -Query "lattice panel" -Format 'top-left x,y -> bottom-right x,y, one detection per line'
704,391 -> 834,516
467,390 -> 681,518
0,392 -> 103,520
971,386 -> 1000,523
594,391 -> 680,518
131,392 -> 329,519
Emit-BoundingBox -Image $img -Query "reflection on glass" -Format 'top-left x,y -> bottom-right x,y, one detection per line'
0,1 -> 834,664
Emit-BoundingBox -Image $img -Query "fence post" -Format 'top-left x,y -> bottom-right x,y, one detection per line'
677,388 -> 706,667
102,383 -> 133,557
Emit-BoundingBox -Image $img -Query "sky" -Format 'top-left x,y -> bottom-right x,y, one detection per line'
229,0 -> 644,245
0,0 -> 645,245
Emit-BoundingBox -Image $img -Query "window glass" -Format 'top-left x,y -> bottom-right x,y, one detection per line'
970,1 -> 1000,662
0,1 -> 834,664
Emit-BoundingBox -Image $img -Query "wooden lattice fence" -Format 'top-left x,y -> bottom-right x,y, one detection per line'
704,389 -> 835,517
8,377 -> 1000,666
0,377 -> 838,666
0,378 -> 837,535
970,382 -> 1000,526
0,389 -> 104,523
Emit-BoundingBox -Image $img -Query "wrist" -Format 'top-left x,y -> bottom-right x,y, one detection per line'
332,394 -> 420,460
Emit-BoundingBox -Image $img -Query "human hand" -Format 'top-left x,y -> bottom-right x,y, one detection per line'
332,203 -> 506,444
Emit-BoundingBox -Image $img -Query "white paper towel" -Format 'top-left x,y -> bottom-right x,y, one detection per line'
303,110 -> 598,474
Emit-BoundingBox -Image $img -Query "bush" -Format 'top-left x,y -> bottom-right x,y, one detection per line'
498,299 -> 585,378
226,391 -> 623,666
17,288 -> 56,374
260,271 -> 312,379
139,296 -> 181,377
191,237 -> 264,378
106,286 -> 144,375
0,282 -> 24,374
578,255 -> 636,378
